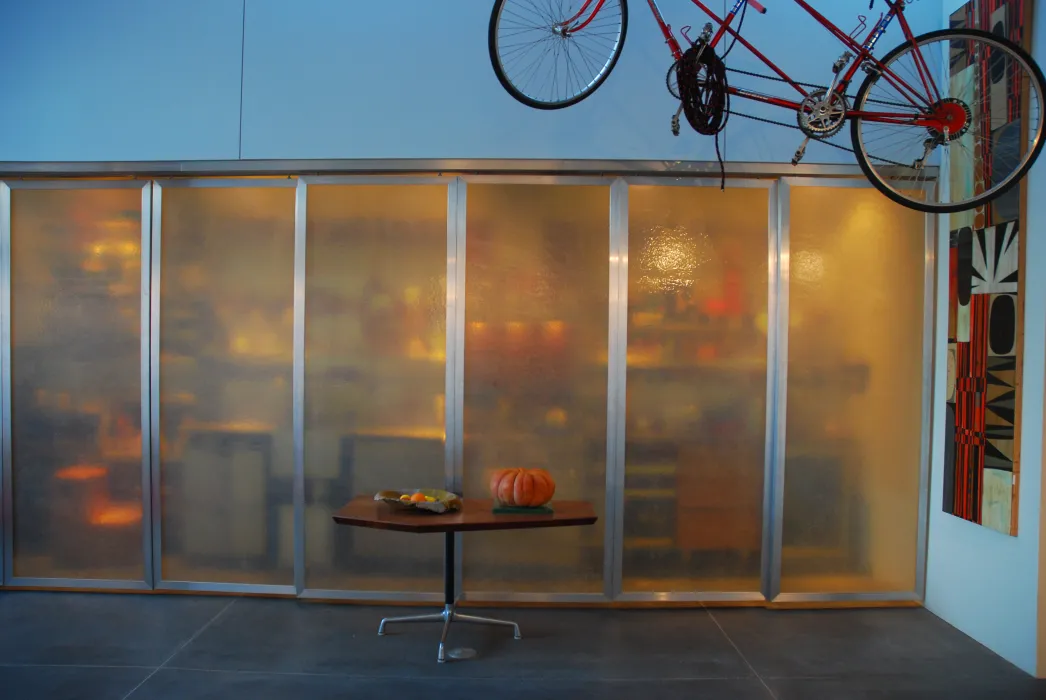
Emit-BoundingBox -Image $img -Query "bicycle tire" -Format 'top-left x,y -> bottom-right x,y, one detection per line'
488,0 -> 628,110
851,28 -> 1046,214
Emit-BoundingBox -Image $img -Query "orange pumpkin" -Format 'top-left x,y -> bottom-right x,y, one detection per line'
489,468 -> 556,508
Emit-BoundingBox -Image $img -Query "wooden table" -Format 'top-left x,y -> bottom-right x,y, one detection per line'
333,496 -> 598,663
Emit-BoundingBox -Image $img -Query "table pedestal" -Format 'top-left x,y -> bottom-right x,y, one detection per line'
376,531 -> 521,663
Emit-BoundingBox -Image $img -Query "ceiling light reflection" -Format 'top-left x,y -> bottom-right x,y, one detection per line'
638,224 -> 714,293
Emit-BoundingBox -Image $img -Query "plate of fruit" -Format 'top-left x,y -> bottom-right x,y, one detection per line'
374,489 -> 462,514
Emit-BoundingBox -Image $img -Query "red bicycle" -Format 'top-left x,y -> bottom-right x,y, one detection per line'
488,0 -> 1046,214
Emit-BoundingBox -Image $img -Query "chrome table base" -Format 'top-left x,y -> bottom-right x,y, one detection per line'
378,601 -> 521,663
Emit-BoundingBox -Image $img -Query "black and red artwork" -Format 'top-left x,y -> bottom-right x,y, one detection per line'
943,0 -> 1031,536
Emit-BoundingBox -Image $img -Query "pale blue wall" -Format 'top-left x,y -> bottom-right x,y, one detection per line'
239,0 -> 943,163
0,0 -> 943,163
925,0 -> 1046,677
0,0 -> 244,161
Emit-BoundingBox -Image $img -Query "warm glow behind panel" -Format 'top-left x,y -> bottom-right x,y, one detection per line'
159,186 -> 295,585
622,185 -> 769,593
304,184 -> 447,592
11,187 -> 145,580
781,185 -> 925,594
462,184 -> 609,594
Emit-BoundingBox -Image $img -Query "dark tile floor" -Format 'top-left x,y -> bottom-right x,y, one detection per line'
0,592 -> 1043,699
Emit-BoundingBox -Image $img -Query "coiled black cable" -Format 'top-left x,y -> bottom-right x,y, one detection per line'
672,1 -> 748,189
676,41 -> 731,189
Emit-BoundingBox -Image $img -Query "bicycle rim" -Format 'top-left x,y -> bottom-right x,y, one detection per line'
490,0 -> 626,109
853,30 -> 1044,214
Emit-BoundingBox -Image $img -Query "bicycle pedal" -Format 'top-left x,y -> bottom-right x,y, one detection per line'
792,137 -> 810,166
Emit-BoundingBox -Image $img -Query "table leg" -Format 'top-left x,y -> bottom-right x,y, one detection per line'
376,531 -> 522,663
452,612 -> 522,638
437,604 -> 453,662
445,530 -> 455,608
377,610 -> 445,636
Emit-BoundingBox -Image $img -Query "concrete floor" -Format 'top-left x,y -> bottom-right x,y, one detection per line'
0,591 -> 1042,699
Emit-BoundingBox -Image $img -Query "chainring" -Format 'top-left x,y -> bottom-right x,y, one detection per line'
797,88 -> 849,139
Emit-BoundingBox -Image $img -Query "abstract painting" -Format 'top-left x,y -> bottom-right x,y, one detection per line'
943,0 -> 1031,536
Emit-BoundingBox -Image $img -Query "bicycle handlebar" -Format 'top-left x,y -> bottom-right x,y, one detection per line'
747,0 -> 767,13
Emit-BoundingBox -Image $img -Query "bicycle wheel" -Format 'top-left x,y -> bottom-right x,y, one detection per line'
852,28 -> 1045,214
489,0 -> 628,110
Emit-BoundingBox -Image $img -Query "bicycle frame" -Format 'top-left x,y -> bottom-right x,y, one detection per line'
564,0 -> 949,130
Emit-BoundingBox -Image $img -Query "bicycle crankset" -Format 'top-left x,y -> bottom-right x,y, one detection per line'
797,88 -> 849,139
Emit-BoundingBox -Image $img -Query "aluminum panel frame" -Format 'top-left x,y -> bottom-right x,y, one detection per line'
302,175 -> 454,187
2,179 -> 151,589
456,175 -> 614,602
768,179 -> 792,602
615,177 -> 774,600
4,578 -> 152,591
150,178 -> 298,189
621,177 -> 776,189
0,182 -> 9,586
299,589 -> 444,603
460,592 -> 609,605
447,178 -> 466,496
448,178 -> 467,602
772,177 -> 933,603
293,179 -> 307,595
0,169 -> 939,603
149,183 -> 164,587
761,180 -> 782,601
772,591 -> 923,604
614,591 -> 767,604
157,581 -> 296,596
4,180 -> 150,190
915,194 -> 938,601
140,182 -> 155,588
0,160 -> 935,180
151,177 -> 299,592
604,179 -> 628,601
460,174 -> 616,187
293,176 -> 454,599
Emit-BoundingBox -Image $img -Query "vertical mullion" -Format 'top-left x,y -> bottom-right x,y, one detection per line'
444,179 -> 460,494
605,178 -> 628,600
448,178 -> 466,600
292,179 -> 307,596
0,182 -> 10,585
766,179 -> 791,602
444,179 -> 456,595
140,183 -> 155,588
915,195 -> 937,599
149,183 -> 164,587
760,181 -> 781,602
